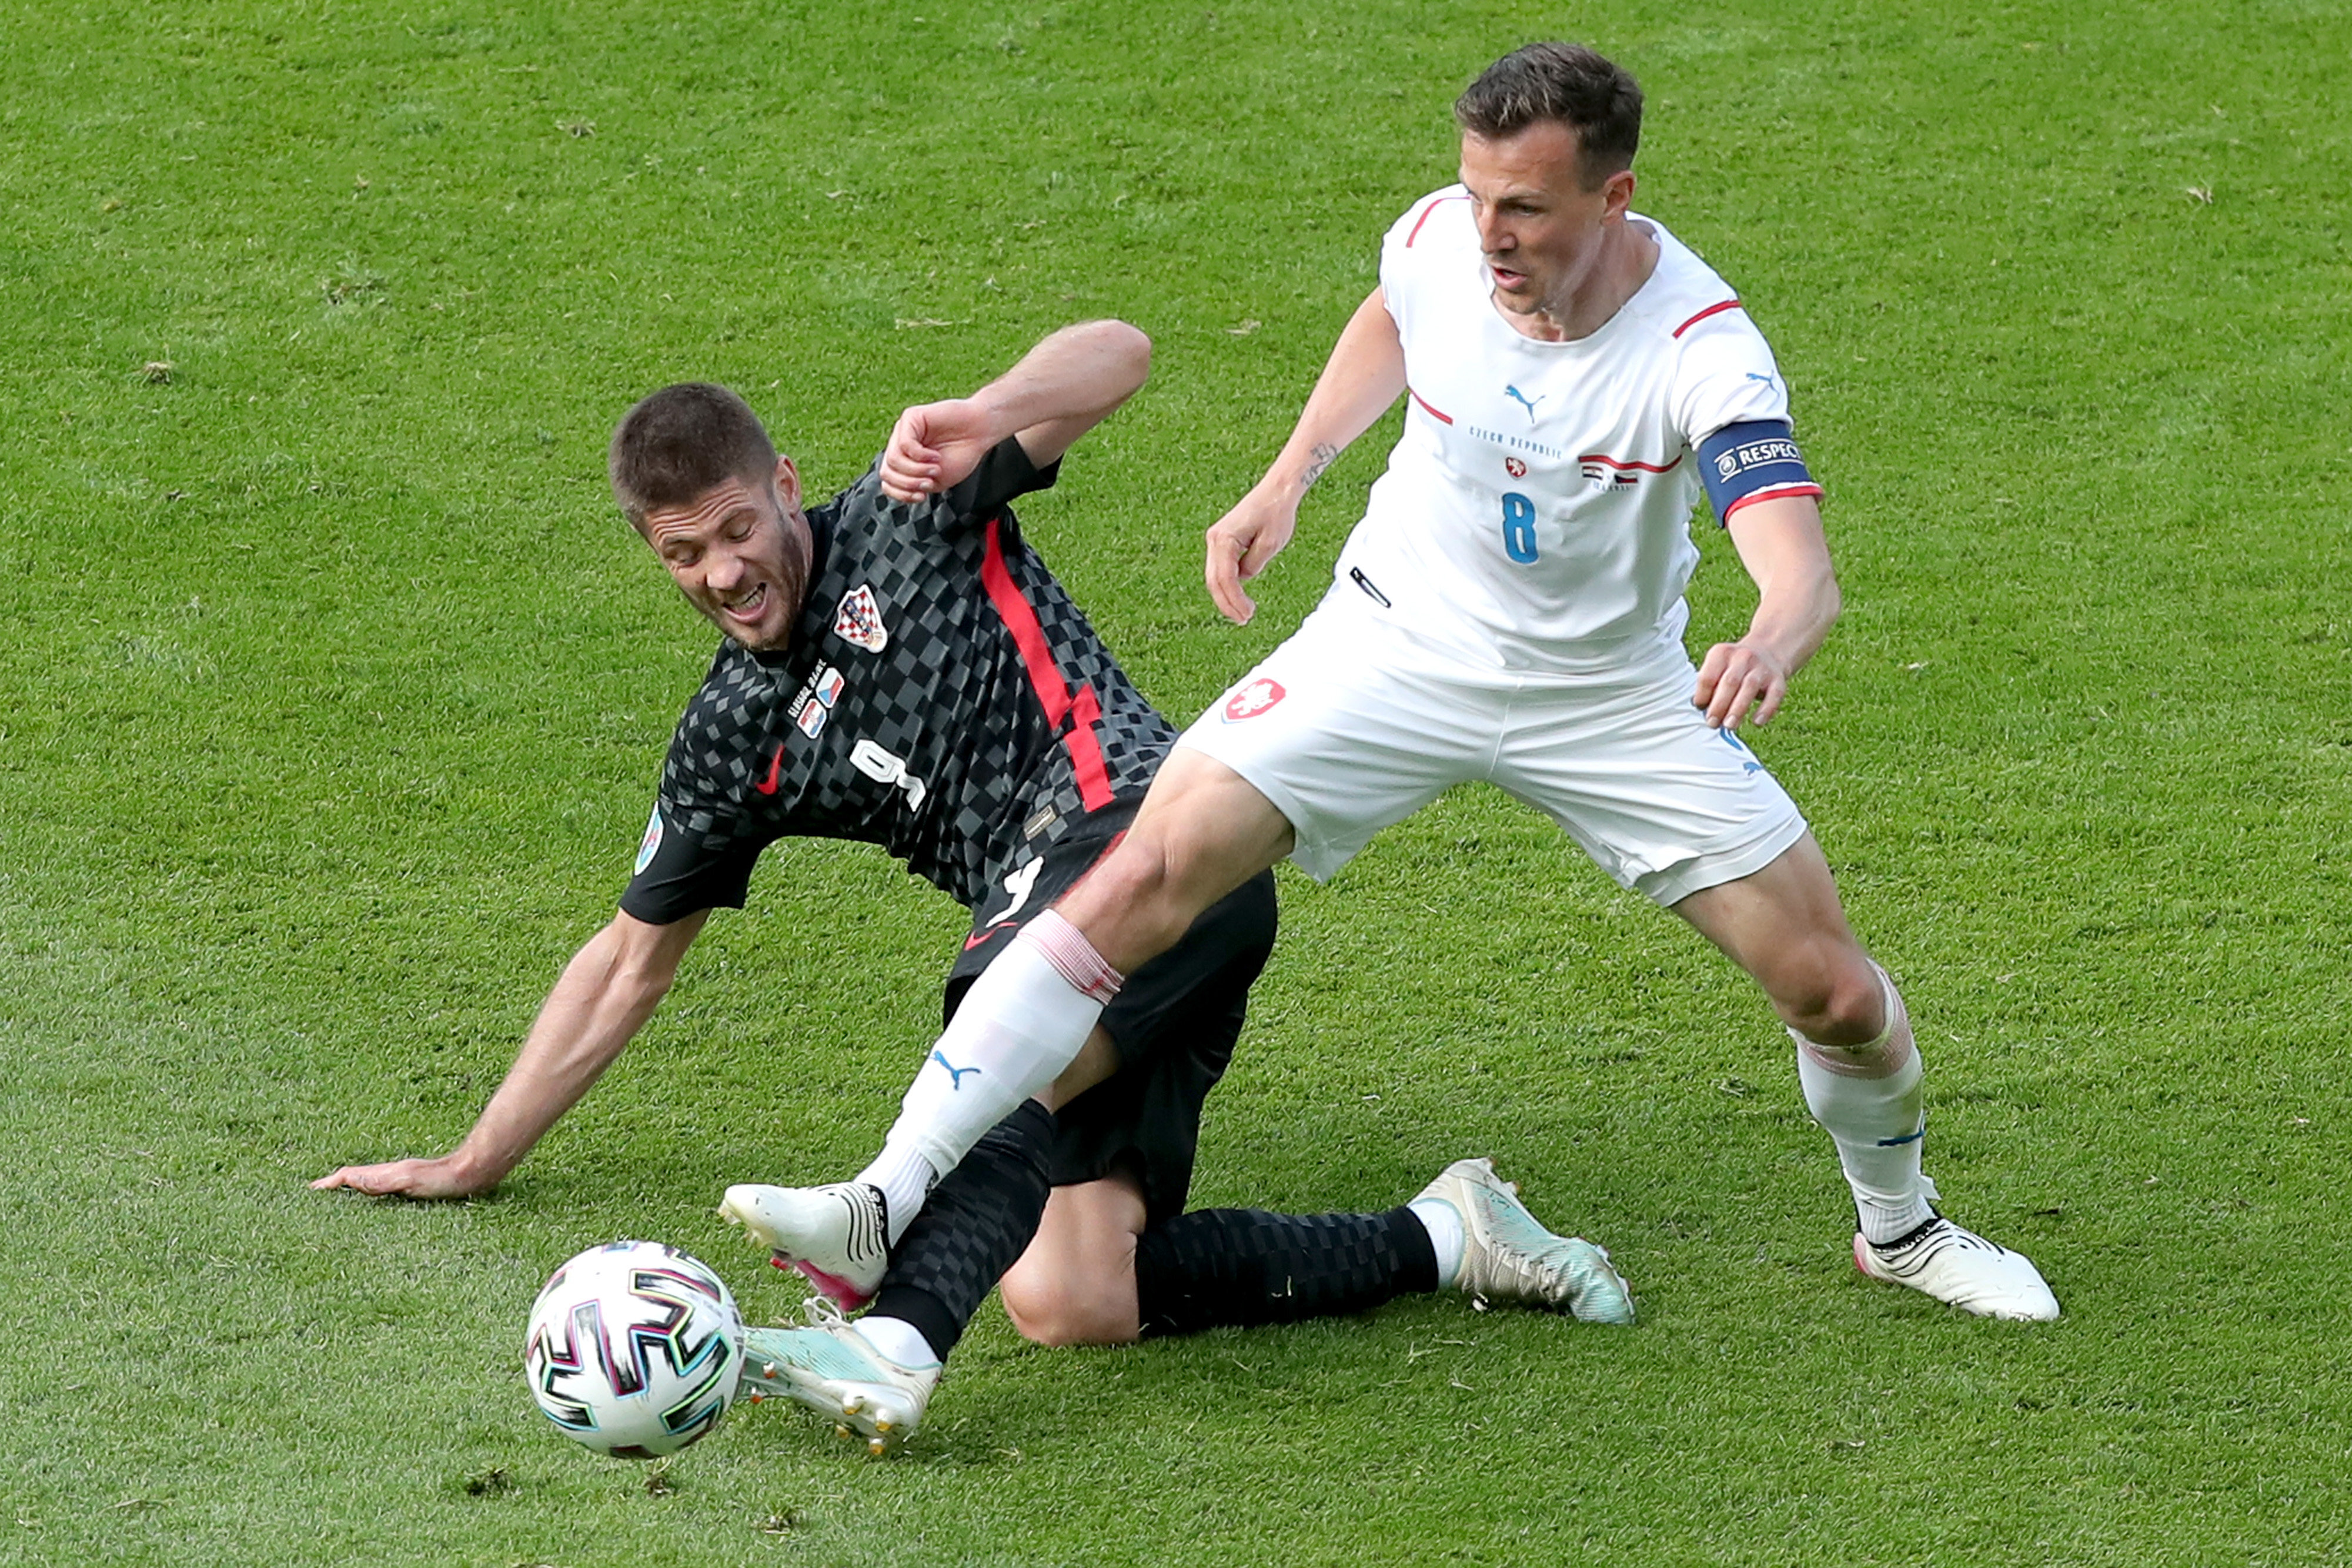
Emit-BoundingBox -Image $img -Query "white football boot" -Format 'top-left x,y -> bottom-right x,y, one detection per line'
1854,1216 -> 2060,1321
719,1182 -> 890,1311
739,1303 -> 941,1456
1414,1157 -> 1635,1325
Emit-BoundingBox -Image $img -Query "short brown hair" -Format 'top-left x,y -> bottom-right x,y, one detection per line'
609,382 -> 778,527
1454,43 -> 1643,188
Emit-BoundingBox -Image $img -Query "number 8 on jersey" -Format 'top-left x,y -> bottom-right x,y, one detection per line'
1499,492 -> 1540,564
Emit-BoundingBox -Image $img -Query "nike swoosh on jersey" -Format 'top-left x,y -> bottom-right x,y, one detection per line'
754,744 -> 784,796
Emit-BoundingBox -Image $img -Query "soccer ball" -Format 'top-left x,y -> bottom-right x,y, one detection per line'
523,1240 -> 745,1459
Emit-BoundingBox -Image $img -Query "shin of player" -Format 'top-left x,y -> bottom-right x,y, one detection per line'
854,911 -> 1122,1239
1792,962 -> 1931,1242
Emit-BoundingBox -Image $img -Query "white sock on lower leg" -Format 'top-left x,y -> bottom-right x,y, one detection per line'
1409,1198 -> 1468,1289
852,1148 -> 939,1246
850,1314 -> 941,1370
1795,964 -> 1935,1245
867,911 -> 1121,1244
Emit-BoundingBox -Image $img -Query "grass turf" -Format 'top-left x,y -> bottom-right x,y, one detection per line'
4,0 -> 2350,1563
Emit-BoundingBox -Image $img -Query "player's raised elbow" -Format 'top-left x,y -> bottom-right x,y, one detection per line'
1088,319 -> 1153,394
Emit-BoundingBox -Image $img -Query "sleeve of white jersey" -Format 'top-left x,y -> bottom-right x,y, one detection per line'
1670,310 -> 1796,447
1377,205 -> 1415,336
1378,188 -> 1462,340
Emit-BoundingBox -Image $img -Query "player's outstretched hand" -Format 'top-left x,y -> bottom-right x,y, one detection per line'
1205,488 -> 1300,624
311,1154 -> 493,1200
1693,639 -> 1790,730
879,399 -> 997,503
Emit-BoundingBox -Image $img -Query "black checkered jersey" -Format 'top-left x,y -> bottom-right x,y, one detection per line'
622,437 -> 1172,924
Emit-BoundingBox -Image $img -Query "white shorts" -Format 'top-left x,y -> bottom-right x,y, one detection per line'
1177,601 -> 1809,904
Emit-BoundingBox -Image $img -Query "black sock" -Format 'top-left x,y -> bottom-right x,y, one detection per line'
1131,1205 -> 1438,1338
867,1098 -> 1055,1361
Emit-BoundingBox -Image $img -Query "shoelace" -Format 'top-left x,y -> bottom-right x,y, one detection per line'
801,1296 -> 854,1332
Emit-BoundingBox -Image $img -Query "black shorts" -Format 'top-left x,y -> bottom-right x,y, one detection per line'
945,807 -> 1277,1226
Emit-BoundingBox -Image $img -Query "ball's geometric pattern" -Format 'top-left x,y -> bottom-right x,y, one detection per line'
523,1241 -> 744,1459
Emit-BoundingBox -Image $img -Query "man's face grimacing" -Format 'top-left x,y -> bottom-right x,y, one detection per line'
637,454 -> 813,652
1459,120 -> 1636,330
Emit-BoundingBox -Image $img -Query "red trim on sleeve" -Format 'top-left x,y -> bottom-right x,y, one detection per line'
1720,483 -> 1824,521
1404,193 -> 1469,248
1409,389 -> 1454,425
1672,299 -> 1744,337
980,517 -> 1114,811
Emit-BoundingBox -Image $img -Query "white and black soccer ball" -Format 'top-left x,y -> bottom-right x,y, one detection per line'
523,1240 -> 745,1459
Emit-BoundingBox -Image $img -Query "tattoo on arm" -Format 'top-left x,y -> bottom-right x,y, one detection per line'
1299,442 -> 1341,490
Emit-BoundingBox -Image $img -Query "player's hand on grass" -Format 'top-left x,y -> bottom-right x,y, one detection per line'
1205,487 -> 1300,624
311,1154 -> 494,1199
1693,639 -> 1790,730
880,399 -> 996,502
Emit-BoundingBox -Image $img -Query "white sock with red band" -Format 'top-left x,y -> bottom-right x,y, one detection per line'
1793,964 -> 1936,1245
858,910 -> 1122,1245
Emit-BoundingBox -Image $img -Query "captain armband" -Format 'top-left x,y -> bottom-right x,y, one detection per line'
1696,420 -> 1823,527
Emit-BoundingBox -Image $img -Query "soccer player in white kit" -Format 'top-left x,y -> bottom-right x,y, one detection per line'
731,42 -> 2059,1321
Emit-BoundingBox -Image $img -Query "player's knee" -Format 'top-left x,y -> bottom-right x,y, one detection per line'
1000,1265 -> 1139,1348
1772,944 -> 1882,1047
1070,836 -> 1212,956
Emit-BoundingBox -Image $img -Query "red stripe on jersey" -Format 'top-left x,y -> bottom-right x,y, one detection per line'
1720,482 -> 1824,520
1577,452 -> 1686,474
981,517 -> 1114,811
1064,683 -> 1112,811
1404,193 -> 1470,248
1409,389 -> 1454,424
1672,299 -> 1743,337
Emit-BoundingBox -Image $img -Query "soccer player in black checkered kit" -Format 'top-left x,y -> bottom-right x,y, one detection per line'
316,321 -> 1632,1451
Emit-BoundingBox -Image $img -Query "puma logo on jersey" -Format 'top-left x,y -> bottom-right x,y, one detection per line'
1504,384 -> 1545,424
931,1050 -> 980,1090
1745,371 -> 1777,390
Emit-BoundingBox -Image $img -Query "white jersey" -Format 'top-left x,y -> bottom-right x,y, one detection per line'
1329,188 -> 1801,671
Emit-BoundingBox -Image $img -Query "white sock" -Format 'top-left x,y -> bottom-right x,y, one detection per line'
1409,1198 -> 1467,1289
866,911 -> 1121,1244
1794,963 -> 1935,1245
850,1153 -> 937,1248
850,1314 -> 940,1370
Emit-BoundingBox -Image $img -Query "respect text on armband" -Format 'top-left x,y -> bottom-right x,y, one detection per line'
1713,437 -> 1803,481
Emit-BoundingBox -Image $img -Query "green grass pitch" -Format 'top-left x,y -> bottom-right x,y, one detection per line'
4,0 -> 2350,1563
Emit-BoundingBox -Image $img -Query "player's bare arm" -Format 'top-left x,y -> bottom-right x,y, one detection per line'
1692,494 -> 1840,731
1206,286 -> 1407,623
312,908 -> 708,1198
878,319 -> 1151,502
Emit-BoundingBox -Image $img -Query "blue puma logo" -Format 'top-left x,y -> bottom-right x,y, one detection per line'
931,1050 -> 980,1091
1504,384 -> 1545,424
1745,372 -> 1776,389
